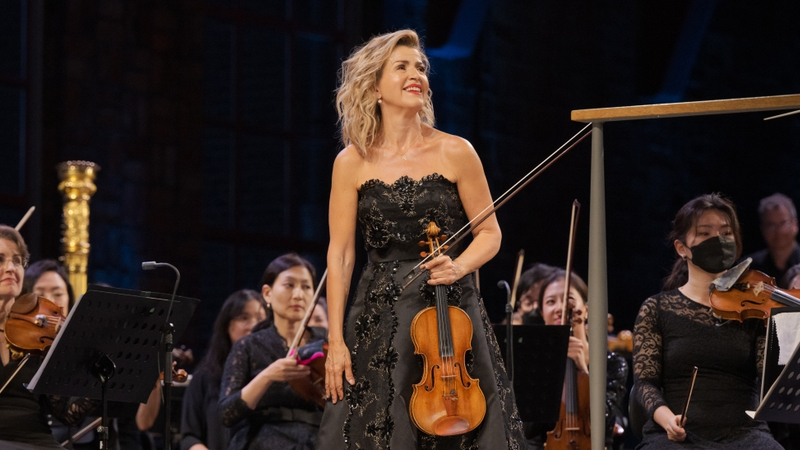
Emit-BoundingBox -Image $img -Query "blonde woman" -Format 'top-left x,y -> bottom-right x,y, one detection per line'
320,30 -> 524,449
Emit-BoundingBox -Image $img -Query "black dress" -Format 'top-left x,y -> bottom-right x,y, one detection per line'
180,367 -> 230,450
317,174 -> 525,449
632,290 -> 782,449
219,325 -> 326,450
0,355 -> 96,449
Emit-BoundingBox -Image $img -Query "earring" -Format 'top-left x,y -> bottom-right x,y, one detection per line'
377,98 -> 382,104
266,303 -> 272,309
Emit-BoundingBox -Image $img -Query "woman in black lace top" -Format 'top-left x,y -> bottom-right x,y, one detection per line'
219,253 -> 326,450
319,29 -> 524,449
632,194 -> 782,449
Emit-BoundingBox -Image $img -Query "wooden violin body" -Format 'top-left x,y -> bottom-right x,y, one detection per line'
409,303 -> 485,435
4,293 -> 65,360
709,269 -> 800,323
546,359 -> 591,450
289,340 -> 328,407
408,222 -> 485,436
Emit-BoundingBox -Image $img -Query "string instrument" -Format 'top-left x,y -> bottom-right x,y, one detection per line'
4,293 -> 65,360
709,269 -> 800,323
1,293 -> 67,395
606,314 -> 633,353
409,221 -> 485,436
547,200 -> 591,450
285,269 -> 329,407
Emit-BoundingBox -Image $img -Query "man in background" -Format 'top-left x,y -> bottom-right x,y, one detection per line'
747,193 -> 800,287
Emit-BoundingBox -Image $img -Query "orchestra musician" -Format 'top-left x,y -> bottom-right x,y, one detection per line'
0,225 -> 96,450
745,193 -> 800,287
180,289 -> 268,450
632,193 -> 782,448
219,253 -> 325,450
528,269 -> 628,450
319,28 -> 524,449
517,263 -> 556,325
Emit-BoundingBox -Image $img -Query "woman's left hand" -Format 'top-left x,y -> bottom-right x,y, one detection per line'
423,256 -> 464,286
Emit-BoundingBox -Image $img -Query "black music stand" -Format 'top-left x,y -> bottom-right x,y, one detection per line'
27,285 -> 199,448
751,307 -> 800,424
493,324 -> 570,423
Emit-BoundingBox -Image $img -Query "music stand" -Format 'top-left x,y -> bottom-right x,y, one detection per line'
27,285 -> 199,448
750,306 -> 800,423
493,324 -> 570,423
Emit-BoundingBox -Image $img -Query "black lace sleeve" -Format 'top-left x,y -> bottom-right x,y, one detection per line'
633,296 -> 667,418
756,323 -> 766,376
218,338 -> 255,428
46,395 -> 99,427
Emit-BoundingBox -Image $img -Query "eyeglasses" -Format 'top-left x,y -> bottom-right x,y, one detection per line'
762,219 -> 792,231
0,253 -> 28,270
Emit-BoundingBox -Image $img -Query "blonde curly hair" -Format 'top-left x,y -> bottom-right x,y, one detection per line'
336,29 -> 435,160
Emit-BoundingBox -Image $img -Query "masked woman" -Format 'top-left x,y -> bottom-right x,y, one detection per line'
632,194 -> 782,449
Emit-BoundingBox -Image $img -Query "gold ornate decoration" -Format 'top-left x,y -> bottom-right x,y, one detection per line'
57,161 -> 100,298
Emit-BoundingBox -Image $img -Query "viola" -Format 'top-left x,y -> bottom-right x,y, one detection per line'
4,293 -> 66,360
546,200 -> 591,450
709,269 -> 800,323
408,221 -> 485,436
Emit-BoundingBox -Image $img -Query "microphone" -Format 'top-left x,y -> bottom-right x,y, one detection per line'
140,260 -> 181,450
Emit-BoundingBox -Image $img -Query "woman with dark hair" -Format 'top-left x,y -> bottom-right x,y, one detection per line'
530,269 -> 628,450
180,289 -> 267,450
0,225 -> 95,449
21,259 -> 74,316
219,253 -> 325,450
633,194 -> 782,449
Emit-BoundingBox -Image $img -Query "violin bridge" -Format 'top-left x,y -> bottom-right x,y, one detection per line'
753,282 -> 764,297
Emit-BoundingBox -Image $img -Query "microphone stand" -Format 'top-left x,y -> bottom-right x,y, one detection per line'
141,261 -> 180,450
497,280 -> 513,382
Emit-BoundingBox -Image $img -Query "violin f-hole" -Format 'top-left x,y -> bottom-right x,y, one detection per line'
454,362 -> 472,388
424,364 -> 440,391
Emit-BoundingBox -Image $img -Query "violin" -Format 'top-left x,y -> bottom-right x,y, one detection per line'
408,221 -> 485,436
285,269 -> 329,407
4,293 -> 66,360
709,269 -> 800,323
546,200 -> 591,450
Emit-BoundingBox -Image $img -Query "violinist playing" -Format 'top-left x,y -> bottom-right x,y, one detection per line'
0,225 -> 96,449
529,269 -> 628,450
632,194 -> 782,449
320,28 -> 524,449
219,253 -> 326,450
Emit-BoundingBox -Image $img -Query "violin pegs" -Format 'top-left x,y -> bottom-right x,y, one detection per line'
419,241 -> 427,247
420,252 -> 428,258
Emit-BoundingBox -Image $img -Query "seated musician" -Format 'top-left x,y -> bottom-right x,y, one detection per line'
0,225 -> 96,450
180,289 -> 268,450
632,193 -> 782,448
527,269 -> 628,450
219,253 -> 326,450
513,263 -> 556,326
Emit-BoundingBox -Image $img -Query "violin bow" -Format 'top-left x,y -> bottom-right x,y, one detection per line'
286,269 -> 328,358
509,250 -> 525,311
680,366 -> 699,427
401,123 -> 593,289
14,206 -> 35,231
560,200 -> 581,323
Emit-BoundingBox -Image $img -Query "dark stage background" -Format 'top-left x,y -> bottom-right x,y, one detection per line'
2,0 -> 800,364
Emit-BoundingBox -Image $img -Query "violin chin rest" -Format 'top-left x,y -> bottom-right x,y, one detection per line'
432,416 -> 470,436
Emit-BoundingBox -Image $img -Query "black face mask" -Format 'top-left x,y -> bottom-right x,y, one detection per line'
688,235 -> 737,273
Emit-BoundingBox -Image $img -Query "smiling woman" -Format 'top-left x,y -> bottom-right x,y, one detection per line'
320,29 -> 524,450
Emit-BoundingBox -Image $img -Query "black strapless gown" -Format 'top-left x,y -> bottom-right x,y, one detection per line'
318,174 -> 525,449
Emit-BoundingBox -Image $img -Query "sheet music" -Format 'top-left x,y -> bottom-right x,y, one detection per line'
773,312 -> 800,366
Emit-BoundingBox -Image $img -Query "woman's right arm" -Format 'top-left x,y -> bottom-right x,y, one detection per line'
633,297 -> 686,442
325,148 -> 360,404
